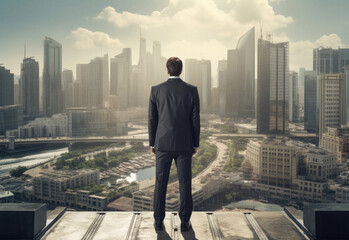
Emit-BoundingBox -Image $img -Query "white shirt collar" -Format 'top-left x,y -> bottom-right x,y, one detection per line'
169,76 -> 180,78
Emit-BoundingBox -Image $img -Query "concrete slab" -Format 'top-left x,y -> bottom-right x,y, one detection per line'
215,212 -> 255,239
43,212 -> 97,240
252,211 -> 306,240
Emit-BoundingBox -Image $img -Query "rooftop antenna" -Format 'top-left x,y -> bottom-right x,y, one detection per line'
259,22 -> 263,39
24,42 -> 26,59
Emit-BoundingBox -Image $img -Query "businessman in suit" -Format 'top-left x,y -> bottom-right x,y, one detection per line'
148,57 -> 200,232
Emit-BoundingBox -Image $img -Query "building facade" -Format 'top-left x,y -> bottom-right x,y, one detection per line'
225,27 -> 255,117
289,71 -> 299,122
43,37 -> 63,116
318,74 -> 345,138
0,105 -> 23,135
20,58 -> 39,116
0,65 -> 14,106
257,39 -> 289,134
304,71 -> 317,132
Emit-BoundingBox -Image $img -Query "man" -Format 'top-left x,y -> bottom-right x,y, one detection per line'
148,57 -> 200,232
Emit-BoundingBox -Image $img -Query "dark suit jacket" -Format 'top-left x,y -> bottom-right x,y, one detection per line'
148,77 -> 200,151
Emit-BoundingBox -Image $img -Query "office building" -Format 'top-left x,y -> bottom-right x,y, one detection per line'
87,54 -> 109,108
257,39 -> 289,134
6,113 -> 66,138
320,127 -> 349,164
313,47 -> 349,74
298,68 -> 305,118
73,80 -> 82,107
0,65 -> 14,106
218,60 -> 227,116
43,37 -> 63,116
225,27 -> 255,117
0,105 -> 23,135
110,49 -> 132,109
19,58 -> 39,117
76,64 -> 89,107
185,59 -> 212,111
289,71 -> 299,122
318,74 -> 345,138
304,71 -> 317,132
67,108 -> 127,137
32,170 -> 107,210
245,138 -> 336,202
62,69 -> 74,110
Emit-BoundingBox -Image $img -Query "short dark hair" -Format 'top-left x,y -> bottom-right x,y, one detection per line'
166,57 -> 182,76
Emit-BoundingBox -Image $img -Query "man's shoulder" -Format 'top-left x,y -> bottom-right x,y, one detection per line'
152,79 -> 197,90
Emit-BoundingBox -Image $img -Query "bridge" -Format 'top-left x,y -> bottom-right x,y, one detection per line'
0,133 -> 316,149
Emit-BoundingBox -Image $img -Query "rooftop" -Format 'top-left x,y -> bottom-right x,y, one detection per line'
41,208 -> 310,240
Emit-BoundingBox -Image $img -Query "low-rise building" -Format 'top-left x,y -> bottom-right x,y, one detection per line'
32,169 -> 107,210
320,127 -> 349,164
0,185 -> 14,203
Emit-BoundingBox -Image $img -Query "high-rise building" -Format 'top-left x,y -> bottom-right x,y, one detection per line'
185,59 -> 211,111
304,71 -> 317,132
313,47 -> 349,74
298,68 -> 305,118
87,54 -> 109,108
110,49 -> 132,109
43,37 -> 63,116
73,81 -> 82,107
0,105 -> 23,135
76,64 -> 89,107
218,60 -> 227,116
0,65 -> 14,106
257,39 -> 289,134
19,58 -> 39,116
320,127 -> 349,164
289,71 -> 299,122
224,27 -> 255,117
62,69 -> 74,110
318,73 -> 345,139
343,66 -> 349,126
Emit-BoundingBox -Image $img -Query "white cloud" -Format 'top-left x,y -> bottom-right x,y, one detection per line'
94,0 -> 293,83
71,27 -> 123,49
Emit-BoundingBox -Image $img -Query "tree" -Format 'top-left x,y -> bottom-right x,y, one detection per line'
10,166 -> 27,177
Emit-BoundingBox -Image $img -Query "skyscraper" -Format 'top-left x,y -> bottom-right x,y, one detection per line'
304,71 -> 317,132
318,73 -> 345,138
110,49 -> 132,109
313,47 -> 349,74
225,27 -> 255,117
87,54 -> 109,108
43,37 -> 63,116
185,59 -> 212,111
20,57 -> 39,116
257,38 -> 289,134
289,71 -> 299,122
0,65 -> 14,106
298,68 -> 305,118
76,64 -> 89,107
62,69 -> 74,110
218,60 -> 227,116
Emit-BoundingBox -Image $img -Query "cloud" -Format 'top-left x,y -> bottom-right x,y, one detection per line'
94,0 -> 293,84
71,27 -> 123,49
95,0 -> 293,40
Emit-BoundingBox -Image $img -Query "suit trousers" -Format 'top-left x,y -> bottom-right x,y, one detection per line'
153,150 -> 193,223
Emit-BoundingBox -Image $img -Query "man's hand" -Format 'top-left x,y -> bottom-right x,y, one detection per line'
193,147 -> 198,155
150,147 -> 156,154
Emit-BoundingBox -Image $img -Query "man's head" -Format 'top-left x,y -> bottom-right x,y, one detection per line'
166,57 -> 182,76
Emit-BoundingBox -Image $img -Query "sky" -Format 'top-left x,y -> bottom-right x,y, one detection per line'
1,0 -> 348,86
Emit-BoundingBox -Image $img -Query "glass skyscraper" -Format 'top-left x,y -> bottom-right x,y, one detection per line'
257,38 -> 289,134
43,37 -> 63,116
225,27 -> 255,117
304,71 -> 317,132
20,57 -> 39,116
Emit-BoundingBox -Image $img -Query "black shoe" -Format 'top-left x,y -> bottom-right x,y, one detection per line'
153,221 -> 164,231
180,221 -> 192,232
